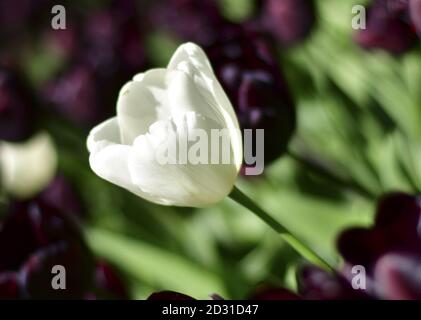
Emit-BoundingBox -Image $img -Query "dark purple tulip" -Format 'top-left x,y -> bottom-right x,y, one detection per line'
0,66 -> 36,142
298,265 -> 368,300
256,0 -> 316,47
410,0 -> 421,35
20,241 -> 94,299
148,291 -> 195,300
374,253 -> 421,300
93,261 -> 129,299
149,0 -> 228,47
249,286 -> 300,300
39,175 -> 85,220
42,0 -> 148,127
0,198 -> 95,299
356,0 -> 418,55
0,272 -> 19,299
388,0 -> 410,14
336,192 -> 421,299
338,192 -> 421,270
207,28 -> 296,165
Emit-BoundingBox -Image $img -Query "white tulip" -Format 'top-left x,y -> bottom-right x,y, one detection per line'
87,42 -> 243,207
0,132 -> 57,198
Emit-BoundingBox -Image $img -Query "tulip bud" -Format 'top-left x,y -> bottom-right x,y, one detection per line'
207,29 -> 296,165
87,42 -> 243,207
256,0 -> 316,47
0,132 -> 57,199
337,192 -> 421,269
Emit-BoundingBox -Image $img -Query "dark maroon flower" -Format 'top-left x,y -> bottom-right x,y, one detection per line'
388,0 -> 410,14
338,192 -> 421,270
355,0 -> 418,55
92,261 -> 129,299
0,66 -> 36,142
256,0 -> 316,47
336,192 -> 421,299
298,265 -> 368,300
39,175 -> 85,220
207,28 -> 296,165
410,0 -> 421,35
0,198 -> 95,299
149,0 -> 229,47
148,291 -> 195,300
374,253 -> 421,300
20,241 -> 93,299
42,0 -> 148,127
0,187 -> 131,299
0,272 -> 19,299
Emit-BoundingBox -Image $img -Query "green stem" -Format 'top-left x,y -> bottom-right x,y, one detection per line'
229,186 -> 334,272
287,149 -> 377,200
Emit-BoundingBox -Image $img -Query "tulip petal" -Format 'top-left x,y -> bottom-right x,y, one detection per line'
87,117 -> 121,154
167,69 -> 225,123
89,143 -> 159,203
117,69 -> 170,144
128,112 -> 238,207
168,43 -> 242,170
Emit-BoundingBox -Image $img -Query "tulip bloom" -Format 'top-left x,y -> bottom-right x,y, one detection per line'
87,43 -> 243,207
87,43 -> 330,271
0,132 -> 57,199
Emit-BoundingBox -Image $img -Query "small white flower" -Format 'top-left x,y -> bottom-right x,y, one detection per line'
0,132 -> 57,198
87,42 -> 242,207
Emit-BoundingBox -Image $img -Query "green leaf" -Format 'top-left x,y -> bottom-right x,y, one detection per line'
86,227 -> 227,299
